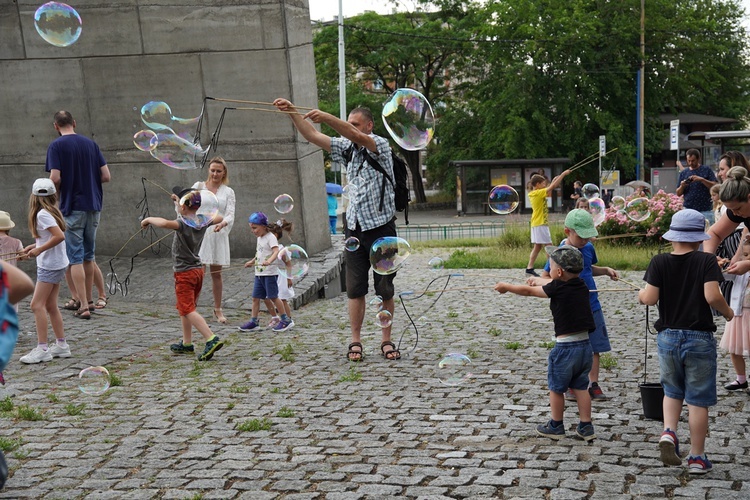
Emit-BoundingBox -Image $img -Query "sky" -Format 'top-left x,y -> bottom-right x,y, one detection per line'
309,0 -> 750,27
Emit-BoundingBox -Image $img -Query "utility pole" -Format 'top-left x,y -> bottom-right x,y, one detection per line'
337,0 -> 347,186
638,0 -> 645,181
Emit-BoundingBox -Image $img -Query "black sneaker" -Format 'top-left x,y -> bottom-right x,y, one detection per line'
198,336 -> 224,361
170,341 -> 194,353
536,420 -> 565,440
525,269 -> 540,277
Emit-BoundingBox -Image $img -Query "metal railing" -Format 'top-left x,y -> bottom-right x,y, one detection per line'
397,221 -> 510,241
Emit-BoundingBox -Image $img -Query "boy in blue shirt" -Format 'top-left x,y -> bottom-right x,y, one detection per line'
528,209 -> 619,400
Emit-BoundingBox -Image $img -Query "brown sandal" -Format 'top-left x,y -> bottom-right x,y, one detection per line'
62,298 -> 80,311
380,341 -> 401,360
347,342 -> 364,362
74,308 -> 91,320
94,297 -> 108,309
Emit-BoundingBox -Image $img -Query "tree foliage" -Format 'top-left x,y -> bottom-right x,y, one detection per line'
313,0 -> 750,196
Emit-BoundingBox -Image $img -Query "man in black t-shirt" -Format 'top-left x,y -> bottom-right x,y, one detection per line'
495,245 -> 596,441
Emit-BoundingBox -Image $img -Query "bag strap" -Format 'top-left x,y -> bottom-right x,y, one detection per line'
360,150 -> 393,213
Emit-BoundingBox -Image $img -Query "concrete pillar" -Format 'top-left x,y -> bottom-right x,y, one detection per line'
0,0 -> 330,257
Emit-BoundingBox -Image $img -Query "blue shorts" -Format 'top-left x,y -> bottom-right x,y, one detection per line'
657,329 -> 717,407
547,339 -> 593,394
36,267 -> 66,285
589,308 -> 611,354
65,211 -> 100,265
253,275 -> 279,300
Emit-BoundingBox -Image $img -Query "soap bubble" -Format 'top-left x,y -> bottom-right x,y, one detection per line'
78,366 -> 110,395
625,197 -> 651,222
370,237 -> 411,275
382,88 -> 435,151
428,257 -> 444,271
277,244 -> 309,280
34,2 -> 82,48
133,130 -> 158,152
342,181 -> 359,200
344,237 -> 361,252
375,310 -> 393,328
488,185 -> 520,215
610,196 -> 626,211
368,295 -> 383,312
149,132 -> 206,170
588,197 -> 606,226
140,101 -> 201,141
274,194 -> 294,214
177,189 -> 219,229
438,353 -> 473,386
582,183 -> 600,200
416,316 -> 428,326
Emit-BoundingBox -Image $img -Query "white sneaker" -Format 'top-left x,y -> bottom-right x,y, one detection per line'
20,347 -> 52,364
49,343 -> 71,358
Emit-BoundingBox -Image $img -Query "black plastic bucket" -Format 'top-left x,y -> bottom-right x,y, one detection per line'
639,382 -> 664,420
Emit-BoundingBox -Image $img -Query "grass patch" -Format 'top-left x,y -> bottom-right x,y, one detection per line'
337,366 -> 362,383
488,327 -> 502,337
505,341 -> 523,350
64,403 -> 86,416
277,407 -> 295,418
600,352 -> 619,370
0,437 -> 23,452
412,223 -> 656,270
237,417 -> 272,432
0,397 -> 13,413
269,387 -> 281,394
273,344 -> 295,362
15,405 -> 46,421
109,373 -> 122,387
229,384 -> 249,394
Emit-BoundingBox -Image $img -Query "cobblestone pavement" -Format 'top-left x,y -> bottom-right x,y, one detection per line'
2,247 -> 750,499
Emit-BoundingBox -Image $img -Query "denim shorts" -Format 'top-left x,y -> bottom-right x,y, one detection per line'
547,339 -> 593,394
65,211 -> 100,265
589,308 -> 612,354
253,275 -> 279,300
657,329 -> 717,407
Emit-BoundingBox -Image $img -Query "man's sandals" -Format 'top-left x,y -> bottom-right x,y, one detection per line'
380,341 -> 401,360
347,342 -> 364,362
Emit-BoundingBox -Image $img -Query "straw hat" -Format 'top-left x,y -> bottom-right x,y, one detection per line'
0,211 -> 15,231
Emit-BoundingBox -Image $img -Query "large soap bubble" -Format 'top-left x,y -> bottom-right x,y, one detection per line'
278,244 -> 309,280
133,130 -> 158,152
177,189 -> 219,229
370,237 -> 411,275
438,353 -> 473,386
382,88 -> 435,151
140,101 -> 201,141
625,197 -> 651,222
582,183 -> 600,200
588,197 -> 606,226
274,194 -> 294,214
149,133 -> 206,170
488,185 -> 520,215
34,2 -> 82,48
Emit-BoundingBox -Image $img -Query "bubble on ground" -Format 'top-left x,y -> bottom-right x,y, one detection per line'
78,366 -> 110,395
438,353 -> 473,386
428,257 -> 444,271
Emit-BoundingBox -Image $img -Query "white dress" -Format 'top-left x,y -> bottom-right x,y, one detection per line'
192,181 -> 236,267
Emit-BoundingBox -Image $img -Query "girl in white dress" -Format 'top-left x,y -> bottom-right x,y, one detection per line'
720,236 -> 750,390
192,157 -> 235,324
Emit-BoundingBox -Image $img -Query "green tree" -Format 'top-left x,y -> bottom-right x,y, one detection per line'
313,2 -> 481,202
429,0 -> 750,193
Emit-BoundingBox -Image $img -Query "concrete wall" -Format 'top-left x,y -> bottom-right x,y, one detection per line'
0,0 -> 330,258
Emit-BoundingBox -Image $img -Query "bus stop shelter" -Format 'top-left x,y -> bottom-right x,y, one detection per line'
450,158 -> 571,215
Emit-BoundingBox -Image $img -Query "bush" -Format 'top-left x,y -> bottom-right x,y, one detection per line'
597,190 -> 683,245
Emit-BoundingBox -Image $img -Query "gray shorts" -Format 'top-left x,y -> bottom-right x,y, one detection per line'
37,267 -> 66,284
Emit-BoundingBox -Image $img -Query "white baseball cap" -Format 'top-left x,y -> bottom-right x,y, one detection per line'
32,178 -> 56,196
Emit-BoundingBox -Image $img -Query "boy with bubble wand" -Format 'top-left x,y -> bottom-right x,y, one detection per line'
528,209 -> 619,400
495,245 -> 596,441
141,188 -> 225,361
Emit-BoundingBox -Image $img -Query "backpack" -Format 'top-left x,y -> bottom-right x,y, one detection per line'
343,145 -> 411,224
